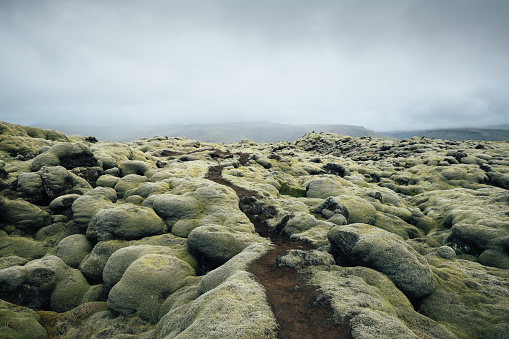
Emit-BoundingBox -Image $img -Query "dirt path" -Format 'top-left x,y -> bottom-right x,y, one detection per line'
206,163 -> 351,338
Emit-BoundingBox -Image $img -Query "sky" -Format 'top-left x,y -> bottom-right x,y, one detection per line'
0,0 -> 508,131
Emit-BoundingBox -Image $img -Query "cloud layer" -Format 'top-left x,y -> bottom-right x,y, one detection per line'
1,0 -> 508,131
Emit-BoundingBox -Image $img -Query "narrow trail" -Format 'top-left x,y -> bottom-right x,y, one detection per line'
206,159 -> 351,339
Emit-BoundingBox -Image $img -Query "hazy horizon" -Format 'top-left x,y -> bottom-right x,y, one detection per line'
25,119 -> 509,133
1,1 -> 509,131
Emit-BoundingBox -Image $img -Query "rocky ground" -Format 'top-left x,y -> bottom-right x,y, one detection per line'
0,120 -> 508,339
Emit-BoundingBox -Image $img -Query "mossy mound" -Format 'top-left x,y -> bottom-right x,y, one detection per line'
419,255 -> 509,339
107,254 -> 196,322
0,231 -> 50,260
151,271 -> 278,338
308,265 -> 455,339
0,299 -> 48,339
87,204 -> 167,241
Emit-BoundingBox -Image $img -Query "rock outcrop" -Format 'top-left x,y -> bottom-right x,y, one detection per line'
328,223 -> 436,299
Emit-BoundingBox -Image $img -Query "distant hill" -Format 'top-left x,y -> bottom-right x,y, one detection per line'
384,128 -> 509,141
34,121 -> 387,143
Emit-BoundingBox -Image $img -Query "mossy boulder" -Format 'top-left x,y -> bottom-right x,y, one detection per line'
0,256 -> 28,270
450,222 -> 507,250
0,198 -> 49,232
113,174 -> 150,198
152,270 -> 278,338
308,265 -> 455,339
370,200 -> 413,222
143,180 -> 254,237
45,142 -> 97,169
135,235 -> 198,272
79,240 -> 129,283
39,166 -> 92,198
120,160 -> 153,177
150,167 -> 202,183
143,194 -> 202,231
1,255 -> 93,312
315,196 -> 349,221
277,249 -> 336,270
95,151 -> 119,170
30,152 -> 60,172
192,182 -> 255,232
478,248 -> 509,269
34,222 -> 67,242
56,234 -> 93,268
0,299 -> 48,339
81,235 -> 198,285
340,195 -> 377,225
86,204 -> 167,241
50,266 -> 94,313
305,177 -> 348,198
283,212 -> 335,237
16,166 -> 91,204
102,244 -> 197,290
420,255 -> 509,338
71,187 -> 117,231
48,194 -> 81,213
29,142 -> 97,171
0,133 -> 55,159
0,231 -> 49,260
125,195 -> 144,205
52,305 -> 154,339
448,222 -> 509,268
16,172 -> 46,203
328,224 -> 436,299
374,212 -> 424,240
0,265 -> 26,292
196,243 -> 272,295
487,171 -> 509,189
95,174 -> 120,188
0,122 -> 67,142
22,254 -> 67,290
436,246 -> 457,260
187,225 -> 268,266
124,181 -> 171,199
107,254 -> 196,322
283,212 -> 317,235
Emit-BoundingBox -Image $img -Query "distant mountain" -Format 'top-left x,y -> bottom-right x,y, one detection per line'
384,128 -> 509,141
34,121 -> 387,143
486,123 -> 509,130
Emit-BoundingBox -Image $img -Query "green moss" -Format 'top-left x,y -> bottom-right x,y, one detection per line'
0,300 -> 48,339
397,185 -> 425,196
50,268 -> 93,312
36,310 -> 62,338
152,271 -> 277,338
278,182 -> 307,198
0,151 -> 11,162
420,257 -> 509,338
60,302 -> 109,327
0,233 -> 50,260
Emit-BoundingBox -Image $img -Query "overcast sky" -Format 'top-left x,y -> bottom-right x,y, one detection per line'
1,0 -> 508,131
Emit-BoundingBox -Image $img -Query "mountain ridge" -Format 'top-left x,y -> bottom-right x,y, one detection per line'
33,121 -> 387,143
384,127 -> 509,141
30,121 -> 509,142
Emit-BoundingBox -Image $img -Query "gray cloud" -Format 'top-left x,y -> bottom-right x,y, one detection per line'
1,0 -> 508,131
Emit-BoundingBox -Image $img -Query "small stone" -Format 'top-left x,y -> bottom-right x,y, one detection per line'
436,246 -> 456,260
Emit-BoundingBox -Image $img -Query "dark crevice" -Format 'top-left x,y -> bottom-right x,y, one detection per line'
206,163 -> 351,339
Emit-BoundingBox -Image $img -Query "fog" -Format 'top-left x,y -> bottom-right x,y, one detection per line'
1,0 -> 508,131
